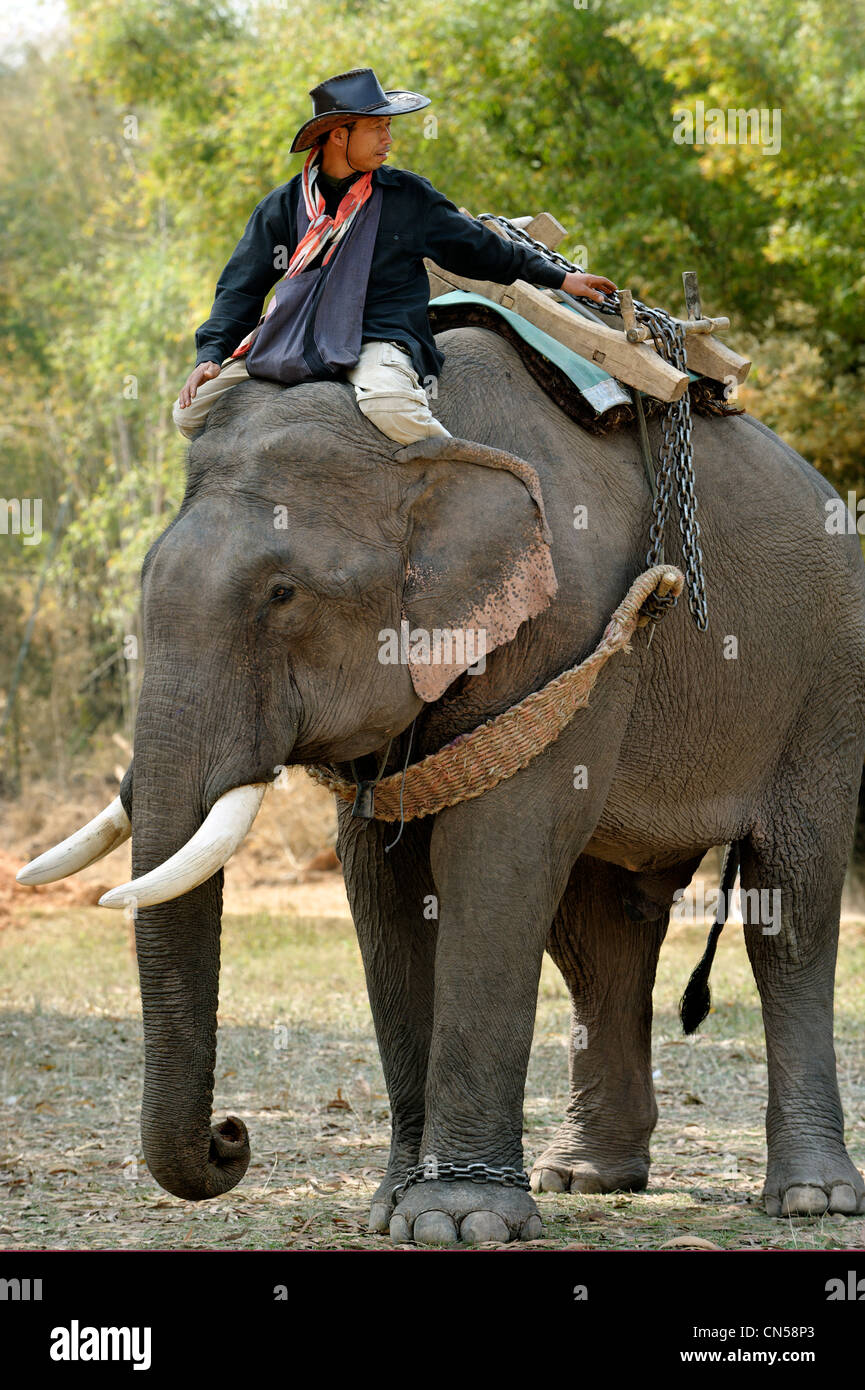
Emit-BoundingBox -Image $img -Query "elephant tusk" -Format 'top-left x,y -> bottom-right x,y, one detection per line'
16,796 -> 132,886
98,784 -> 266,910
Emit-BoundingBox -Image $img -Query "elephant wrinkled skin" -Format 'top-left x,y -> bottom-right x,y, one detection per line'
28,327 -> 865,1242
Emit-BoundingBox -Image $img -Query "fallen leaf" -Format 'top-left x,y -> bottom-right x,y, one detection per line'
658,1235 -> 724,1251
325,1089 -> 352,1112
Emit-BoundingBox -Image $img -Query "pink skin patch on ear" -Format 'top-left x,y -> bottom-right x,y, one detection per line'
394,435 -> 558,702
406,533 -> 558,702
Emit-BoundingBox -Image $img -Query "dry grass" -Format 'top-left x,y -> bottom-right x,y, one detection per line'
1,894 -> 864,1251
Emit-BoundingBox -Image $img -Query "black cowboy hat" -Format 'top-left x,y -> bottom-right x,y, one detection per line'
290,67 -> 430,153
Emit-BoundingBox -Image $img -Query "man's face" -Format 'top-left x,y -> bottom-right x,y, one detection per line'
325,115 -> 392,170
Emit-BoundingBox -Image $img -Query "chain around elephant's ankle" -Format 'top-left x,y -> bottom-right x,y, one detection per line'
393,1159 -> 531,1201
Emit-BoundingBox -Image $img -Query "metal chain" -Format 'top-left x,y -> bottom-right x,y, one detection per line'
477,214 -> 709,631
477,214 -> 597,284
642,314 -> 708,631
393,1161 -> 531,1202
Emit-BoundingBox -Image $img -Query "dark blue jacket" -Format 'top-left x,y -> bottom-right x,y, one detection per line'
194,164 -> 566,383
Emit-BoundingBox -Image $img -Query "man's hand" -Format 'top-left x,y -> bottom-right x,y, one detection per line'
559,271 -> 617,304
178,361 -> 222,409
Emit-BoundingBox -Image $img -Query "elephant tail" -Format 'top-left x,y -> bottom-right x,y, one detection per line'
679,841 -> 741,1034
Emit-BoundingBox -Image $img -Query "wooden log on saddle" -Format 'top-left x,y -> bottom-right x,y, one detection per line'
425,210 -> 751,406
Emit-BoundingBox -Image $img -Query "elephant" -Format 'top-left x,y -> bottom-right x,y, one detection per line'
19,324 -> 865,1245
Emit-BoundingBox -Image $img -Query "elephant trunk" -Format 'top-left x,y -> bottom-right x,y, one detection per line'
134,887 -> 250,1200
132,767 -> 250,1201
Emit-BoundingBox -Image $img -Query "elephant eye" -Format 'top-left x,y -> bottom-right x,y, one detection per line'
269,583 -> 295,604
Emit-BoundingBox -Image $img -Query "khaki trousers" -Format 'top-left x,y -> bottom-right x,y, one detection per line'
172,339 -> 451,445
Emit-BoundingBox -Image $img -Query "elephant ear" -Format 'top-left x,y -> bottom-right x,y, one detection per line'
394,436 -> 558,702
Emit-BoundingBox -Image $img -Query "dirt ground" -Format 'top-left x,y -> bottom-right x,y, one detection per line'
2,771 -> 865,1251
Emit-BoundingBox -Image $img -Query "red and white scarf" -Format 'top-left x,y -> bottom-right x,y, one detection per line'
231,147 -> 373,359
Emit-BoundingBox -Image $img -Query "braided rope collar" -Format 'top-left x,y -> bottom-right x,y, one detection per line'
305,564 -> 683,823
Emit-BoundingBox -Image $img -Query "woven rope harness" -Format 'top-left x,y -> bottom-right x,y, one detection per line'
305,563 -> 684,823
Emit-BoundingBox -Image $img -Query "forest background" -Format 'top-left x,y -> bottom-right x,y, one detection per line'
2,0 -> 863,790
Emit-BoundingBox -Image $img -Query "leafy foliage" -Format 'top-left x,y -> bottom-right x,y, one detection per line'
2,0 -> 863,782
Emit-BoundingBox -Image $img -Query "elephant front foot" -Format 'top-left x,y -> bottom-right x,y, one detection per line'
531,1126 -> 651,1194
389,1179 -> 543,1246
763,1146 -> 865,1217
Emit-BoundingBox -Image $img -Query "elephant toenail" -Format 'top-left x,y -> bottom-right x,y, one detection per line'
781,1185 -> 829,1217
413,1210 -> 458,1245
531,1167 -> 566,1192
368,1201 -> 391,1233
460,1211 -> 510,1244
827,1183 -> 858,1214
389,1213 -> 412,1243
